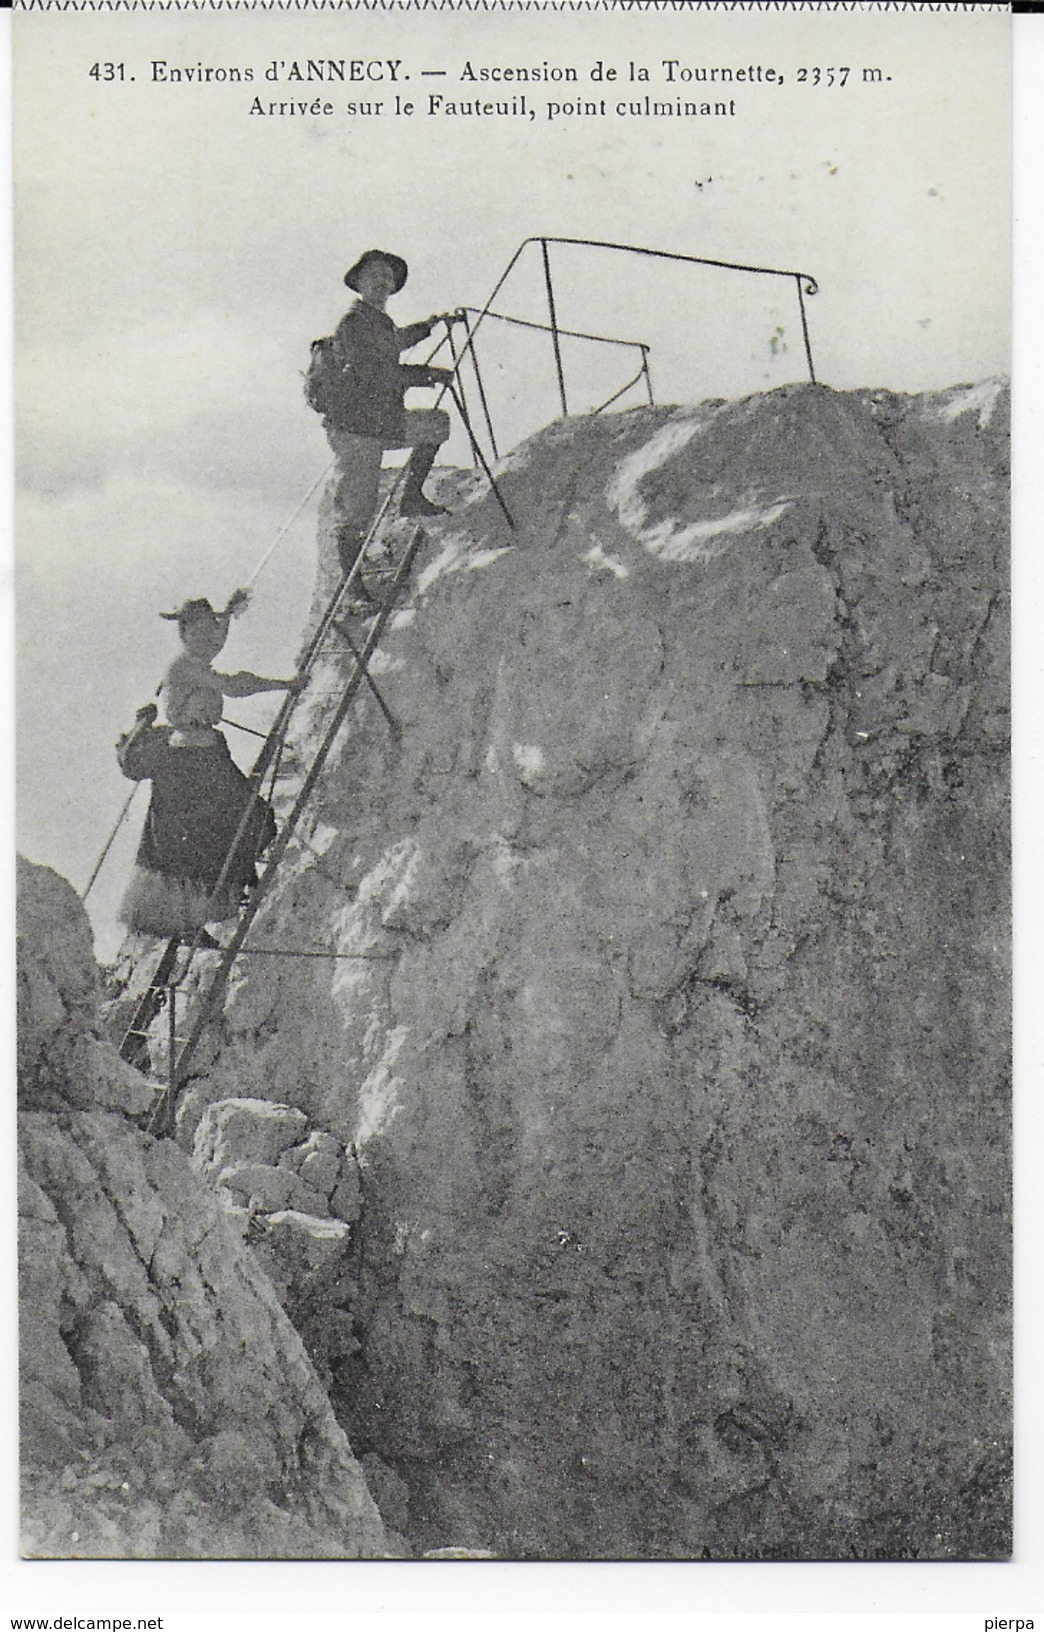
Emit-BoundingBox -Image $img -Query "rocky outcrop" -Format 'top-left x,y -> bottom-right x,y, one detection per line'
17,858 -> 388,1559
117,382 -> 1011,1559
191,1095 -> 364,1388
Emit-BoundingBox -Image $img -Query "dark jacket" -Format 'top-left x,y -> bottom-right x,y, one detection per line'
327,300 -> 437,440
118,722 -> 275,893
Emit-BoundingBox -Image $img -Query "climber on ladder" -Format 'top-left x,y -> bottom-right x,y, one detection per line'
305,247 -> 467,588
116,590 -> 302,946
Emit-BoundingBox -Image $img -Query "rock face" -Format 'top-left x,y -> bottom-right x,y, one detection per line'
17,858 -> 388,1559
126,383 -> 1011,1559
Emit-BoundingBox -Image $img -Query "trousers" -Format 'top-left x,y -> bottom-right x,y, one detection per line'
326,407 -> 451,570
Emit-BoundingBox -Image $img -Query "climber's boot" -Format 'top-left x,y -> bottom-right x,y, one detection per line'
399,444 -> 447,518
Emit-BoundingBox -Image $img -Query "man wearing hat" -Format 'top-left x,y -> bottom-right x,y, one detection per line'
320,248 -> 460,579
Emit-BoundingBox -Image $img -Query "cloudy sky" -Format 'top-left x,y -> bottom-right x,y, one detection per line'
13,3 -> 1010,956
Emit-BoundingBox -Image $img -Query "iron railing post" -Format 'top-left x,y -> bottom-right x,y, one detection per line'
796,275 -> 817,385
642,347 -> 655,406
540,238 -> 569,419
443,318 -> 477,468
462,311 -> 500,462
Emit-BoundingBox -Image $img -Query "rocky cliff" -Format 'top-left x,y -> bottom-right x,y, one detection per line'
17,858 -> 388,1559
104,381 -> 1010,1559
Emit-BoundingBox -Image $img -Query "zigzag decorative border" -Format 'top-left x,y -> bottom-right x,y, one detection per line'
10,0 -> 1015,15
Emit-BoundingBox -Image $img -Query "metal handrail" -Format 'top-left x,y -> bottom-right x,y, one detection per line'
461,304 -> 651,359
425,299 -> 656,462
448,234 -> 819,431
461,307 -> 656,419
534,234 -> 819,402
592,363 -> 653,417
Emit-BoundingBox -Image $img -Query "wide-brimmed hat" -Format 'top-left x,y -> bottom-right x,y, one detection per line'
160,597 -> 219,627
160,589 -> 248,630
344,249 -> 408,294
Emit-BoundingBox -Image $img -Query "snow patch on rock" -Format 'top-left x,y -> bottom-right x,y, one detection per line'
933,379 -> 1004,428
369,650 -> 405,676
356,1025 -> 408,1149
645,498 -> 793,562
607,410 -> 792,561
512,743 -> 546,783
584,541 -> 630,579
608,413 -> 708,529
307,822 -> 339,858
416,535 -> 512,598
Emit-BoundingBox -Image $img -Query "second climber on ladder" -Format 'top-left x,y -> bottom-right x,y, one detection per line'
116,591 -> 302,945
305,247 -> 464,580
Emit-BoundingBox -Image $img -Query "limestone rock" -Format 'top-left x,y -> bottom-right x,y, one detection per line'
17,859 -> 153,1119
193,1098 -> 309,1176
217,1162 -> 331,1218
261,1209 -> 352,1274
280,1130 -> 344,1196
16,860 -> 387,1559
330,1159 -> 363,1225
116,386 -> 1013,1560
251,1213 -> 359,1390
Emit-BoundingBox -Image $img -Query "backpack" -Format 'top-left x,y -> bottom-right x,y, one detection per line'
304,335 -> 347,418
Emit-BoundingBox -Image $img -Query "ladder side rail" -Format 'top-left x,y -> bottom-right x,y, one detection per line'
118,935 -> 182,1062
251,463 -> 413,783
461,311 -> 500,463
446,385 -> 516,533
162,525 -> 428,1106
178,467 -> 413,950
252,464 -> 410,804
414,341 -> 512,521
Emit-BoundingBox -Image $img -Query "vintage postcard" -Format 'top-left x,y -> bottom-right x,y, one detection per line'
11,0 -> 1015,1588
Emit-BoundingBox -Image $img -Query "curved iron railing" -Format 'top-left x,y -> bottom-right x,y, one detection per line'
428,302 -> 654,462
447,234 -> 818,432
